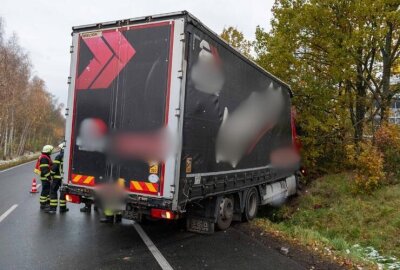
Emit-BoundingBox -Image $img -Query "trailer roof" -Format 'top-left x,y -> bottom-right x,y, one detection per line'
72,11 -> 292,95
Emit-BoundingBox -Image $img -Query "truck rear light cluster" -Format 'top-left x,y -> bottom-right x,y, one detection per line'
65,194 -> 81,204
150,208 -> 175,220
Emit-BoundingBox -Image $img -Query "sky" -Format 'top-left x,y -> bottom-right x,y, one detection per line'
0,0 -> 274,106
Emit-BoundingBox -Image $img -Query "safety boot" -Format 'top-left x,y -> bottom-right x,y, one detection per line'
60,207 -> 69,213
116,214 -> 122,223
100,215 -> 114,223
47,207 -> 56,214
80,205 -> 91,213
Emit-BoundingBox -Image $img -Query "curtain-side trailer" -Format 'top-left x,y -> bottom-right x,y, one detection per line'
63,11 -> 300,233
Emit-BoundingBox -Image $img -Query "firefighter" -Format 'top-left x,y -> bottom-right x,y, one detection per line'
80,200 -> 95,213
100,208 -> 122,223
37,145 -> 54,211
48,143 -> 69,214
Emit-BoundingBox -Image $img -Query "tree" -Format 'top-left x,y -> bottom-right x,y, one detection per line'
254,0 -> 400,172
0,17 -> 65,159
369,0 -> 400,123
220,26 -> 253,58
254,0 -> 350,170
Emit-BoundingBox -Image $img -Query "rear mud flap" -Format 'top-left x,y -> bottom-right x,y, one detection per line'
124,212 -> 142,222
123,208 -> 144,222
186,216 -> 215,234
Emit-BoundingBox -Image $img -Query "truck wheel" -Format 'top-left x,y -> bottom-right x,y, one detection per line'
243,187 -> 259,221
216,197 -> 234,230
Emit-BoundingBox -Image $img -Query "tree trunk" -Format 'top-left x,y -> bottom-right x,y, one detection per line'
8,108 -> 14,158
3,122 -> 8,159
354,49 -> 367,144
17,121 -> 31,156
355,89 -> 366,143
380,22 -> 393,124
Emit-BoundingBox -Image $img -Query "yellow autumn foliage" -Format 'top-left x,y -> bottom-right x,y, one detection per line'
347,142 -> 386,193
375,124 -> 400,180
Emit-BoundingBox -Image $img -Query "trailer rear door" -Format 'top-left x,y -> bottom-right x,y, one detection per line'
66,21 -> 175,198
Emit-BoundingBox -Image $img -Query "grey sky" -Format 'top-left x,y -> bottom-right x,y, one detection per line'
1,0 -> 274,106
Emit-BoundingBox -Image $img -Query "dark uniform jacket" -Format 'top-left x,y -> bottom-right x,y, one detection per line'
51,152 -> 63,180
39,154 -> 52,181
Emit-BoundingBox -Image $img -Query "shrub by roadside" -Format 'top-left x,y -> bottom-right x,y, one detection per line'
347,142 -> 386,193
345,124 -> 400,194
375,124 -> 400,182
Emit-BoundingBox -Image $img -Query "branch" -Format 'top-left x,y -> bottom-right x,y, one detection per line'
362,76 -> 382,109
390,37 -> 400,62
364,66 -> 383,92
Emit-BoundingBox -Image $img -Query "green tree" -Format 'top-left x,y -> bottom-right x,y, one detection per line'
220,26 -> 253,58
254,0 -> 400,172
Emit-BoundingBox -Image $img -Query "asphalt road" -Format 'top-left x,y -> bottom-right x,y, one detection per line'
0,160 -> 306,270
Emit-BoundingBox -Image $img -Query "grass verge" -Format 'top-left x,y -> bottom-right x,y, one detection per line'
254,173 -> 400,269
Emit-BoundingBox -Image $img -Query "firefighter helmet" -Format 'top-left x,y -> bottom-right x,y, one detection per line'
58,142 -> 65,150
42,145 -> 54,154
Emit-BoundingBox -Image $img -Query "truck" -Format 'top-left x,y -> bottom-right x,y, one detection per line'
63,11 -> 300,233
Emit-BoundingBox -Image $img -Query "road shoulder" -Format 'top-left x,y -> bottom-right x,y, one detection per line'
236,222 -> 347,270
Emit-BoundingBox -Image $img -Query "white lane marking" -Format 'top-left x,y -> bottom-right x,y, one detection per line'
0,204 -> 18,223
0,159 -> 37,173
133,221 -> 174,270
36,184 -> 42,189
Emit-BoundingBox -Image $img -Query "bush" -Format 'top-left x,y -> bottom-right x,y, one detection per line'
347,141 -> 386,193
375,124 -> 400,181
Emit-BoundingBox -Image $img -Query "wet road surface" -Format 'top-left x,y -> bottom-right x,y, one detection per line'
0,160 -> 305,270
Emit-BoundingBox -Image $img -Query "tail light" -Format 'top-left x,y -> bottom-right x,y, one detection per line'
65,194 -> 81,204
150,208 -> 175,220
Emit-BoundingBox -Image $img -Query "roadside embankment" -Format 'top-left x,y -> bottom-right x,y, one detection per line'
0,152 -> 40,171
253,173 -> 400,269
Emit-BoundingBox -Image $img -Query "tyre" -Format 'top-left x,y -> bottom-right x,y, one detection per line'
216,197 -> 234,230
243,187 -> 259,221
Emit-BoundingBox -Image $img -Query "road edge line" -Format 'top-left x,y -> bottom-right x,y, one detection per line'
133,221 -> 174,270
0,204 -> 18,223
